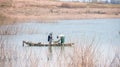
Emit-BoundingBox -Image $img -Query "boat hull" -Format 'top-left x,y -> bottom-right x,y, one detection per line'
23,41 -> 74,46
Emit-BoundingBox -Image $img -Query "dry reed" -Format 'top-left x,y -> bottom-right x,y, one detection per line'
0,35 -> 120,67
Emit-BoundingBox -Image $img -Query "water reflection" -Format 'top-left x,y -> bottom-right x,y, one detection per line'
47,46 -> 65,61
47,46 -> 53,61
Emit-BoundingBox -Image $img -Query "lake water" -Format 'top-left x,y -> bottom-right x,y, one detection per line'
0,19 -> 120,67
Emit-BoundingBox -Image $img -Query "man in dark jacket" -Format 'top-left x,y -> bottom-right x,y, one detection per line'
48,33 -> 53,45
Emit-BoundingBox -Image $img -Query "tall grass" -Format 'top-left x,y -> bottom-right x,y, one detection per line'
68,45 -> 97,67
109,48 -> 120,67
55,45 -> 120,67
0,34 -> 120,67
0,26 -> 18,35
0,24 -> 39,35
0,36 -> 15,67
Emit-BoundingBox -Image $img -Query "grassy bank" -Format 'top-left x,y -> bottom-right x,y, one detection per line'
0,0 -> 120,24
1,0 -> 119,8
0,0 -> 12,7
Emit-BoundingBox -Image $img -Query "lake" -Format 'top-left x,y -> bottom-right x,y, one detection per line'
0,19 -> 120,67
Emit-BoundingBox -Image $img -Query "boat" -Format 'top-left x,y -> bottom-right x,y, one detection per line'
23,41 -> 74,46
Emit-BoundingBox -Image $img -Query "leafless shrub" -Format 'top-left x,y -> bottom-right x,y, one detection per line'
0,36 -> 5,59
65,44 -> 98,67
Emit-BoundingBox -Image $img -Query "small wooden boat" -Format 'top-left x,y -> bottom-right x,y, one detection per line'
23,41 -> 74,46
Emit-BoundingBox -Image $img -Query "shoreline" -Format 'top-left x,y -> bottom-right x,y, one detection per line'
0,0 -> 120,24
8,14 -> 120,21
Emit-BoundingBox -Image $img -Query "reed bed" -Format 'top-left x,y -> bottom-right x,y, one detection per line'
67,45 -> 97,67
0,35 -> 120,67
0,26 -> 18,35
109,48 -> 120,67
0,36 -> 18,67
0,24 -> 40,35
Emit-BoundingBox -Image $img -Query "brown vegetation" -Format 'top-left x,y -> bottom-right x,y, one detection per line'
0,36 -> 120,67
0,0 -> 120,67
0,0 -> 120,24
0,0 -> 12,7
0,29 -> 120,66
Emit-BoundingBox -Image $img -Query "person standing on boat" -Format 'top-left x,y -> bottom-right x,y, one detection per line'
57,34 -> 65,45
48,33 -> 53,45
